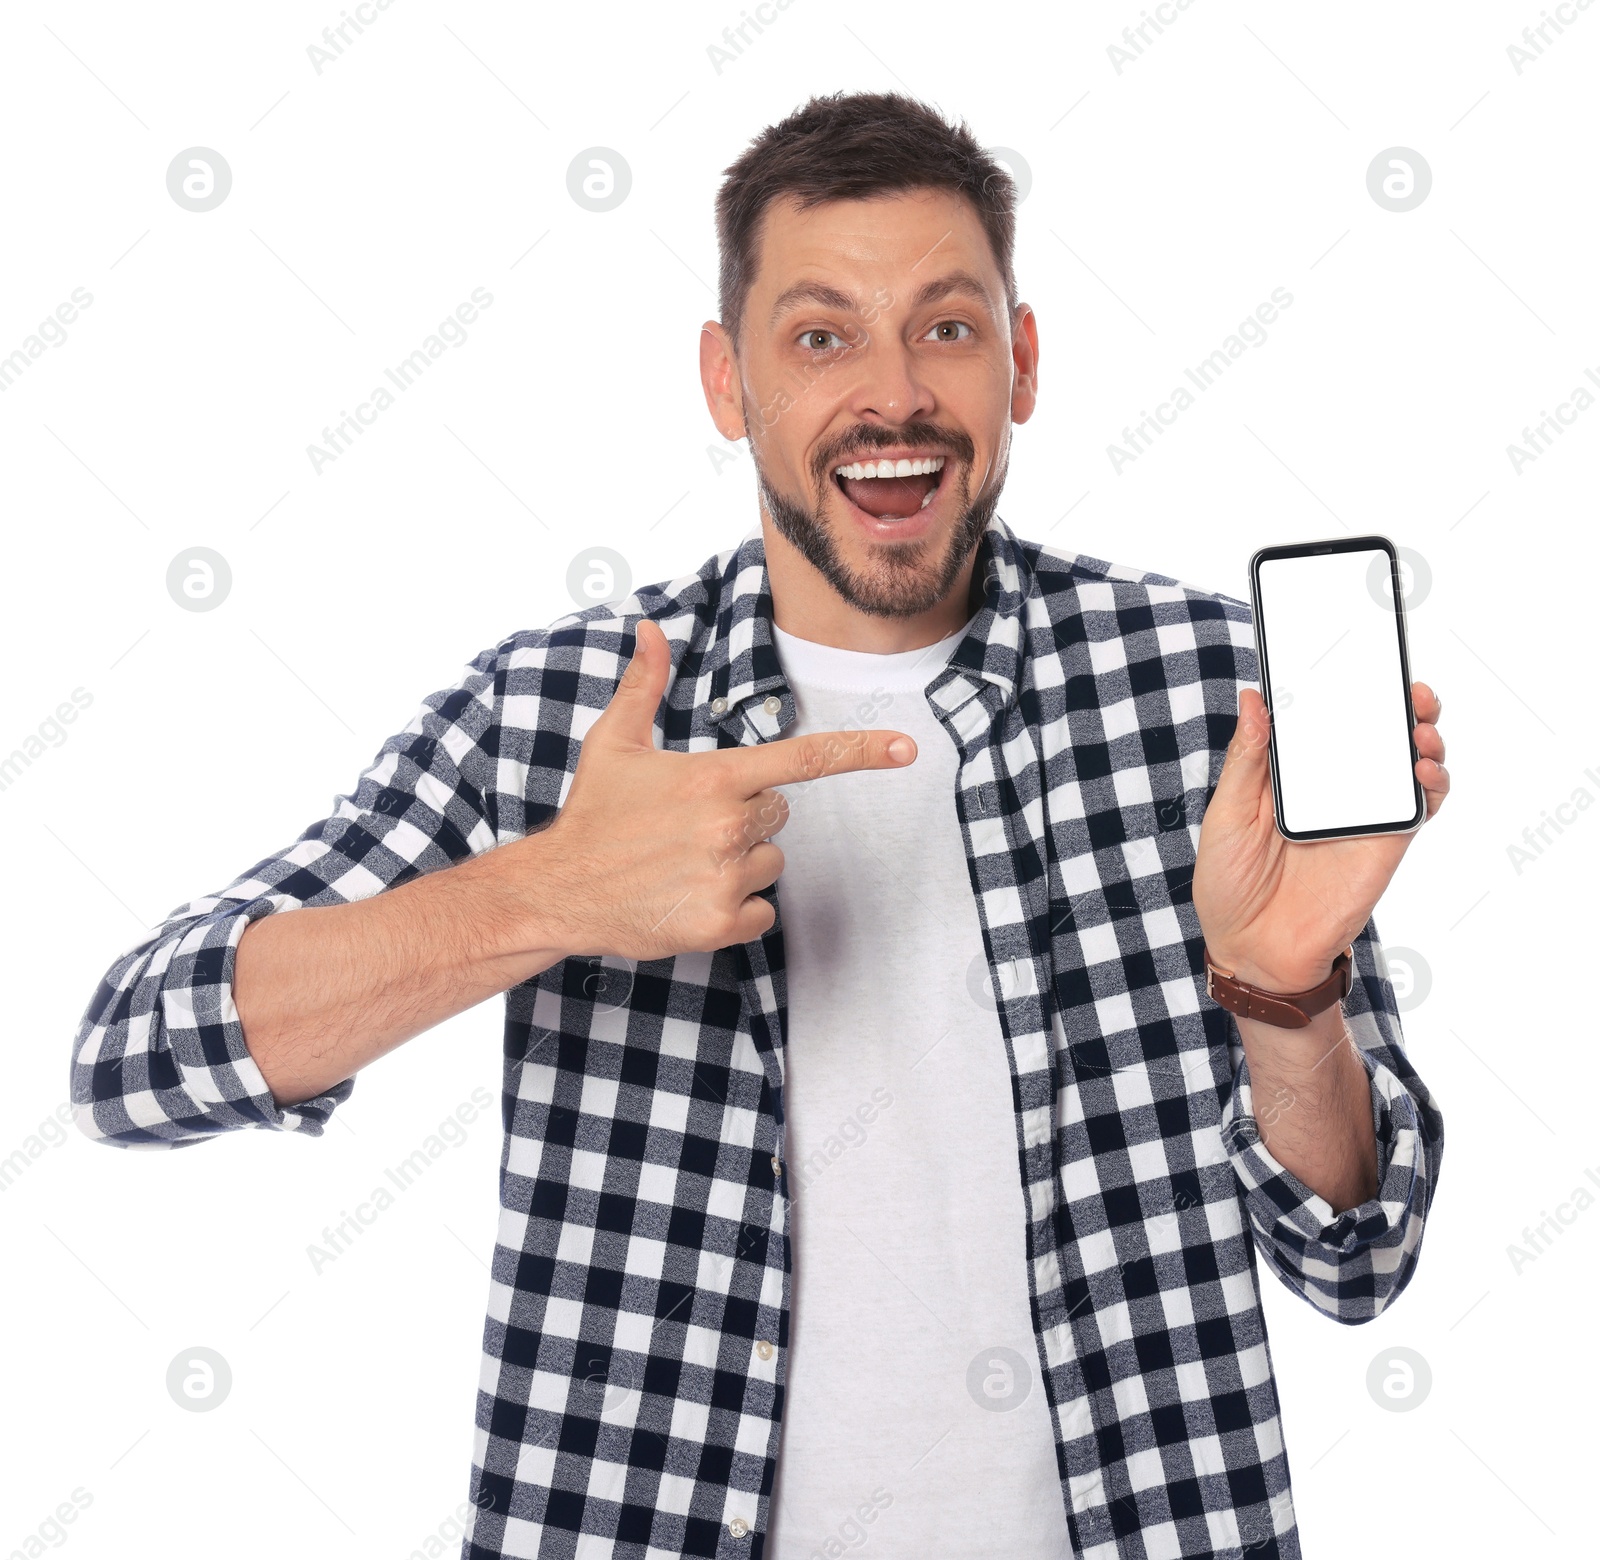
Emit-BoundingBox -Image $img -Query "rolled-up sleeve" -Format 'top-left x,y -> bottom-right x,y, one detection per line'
1218,915 -> 1443,1322
70,637 -> 520,1148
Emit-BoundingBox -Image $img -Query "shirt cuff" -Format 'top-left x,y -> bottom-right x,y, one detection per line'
156,896 -> 355,1138
1219,1038 -> 1423,1258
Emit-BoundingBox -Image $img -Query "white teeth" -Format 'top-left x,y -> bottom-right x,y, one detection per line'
833,455 -> 946,480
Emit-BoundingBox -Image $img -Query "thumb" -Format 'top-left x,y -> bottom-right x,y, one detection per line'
1212,686 -> 1271,815
598,617 -> 670,749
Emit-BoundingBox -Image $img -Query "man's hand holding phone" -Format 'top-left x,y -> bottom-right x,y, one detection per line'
1192,680 -> 1449,997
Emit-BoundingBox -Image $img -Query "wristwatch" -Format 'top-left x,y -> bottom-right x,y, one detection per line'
1204,944 -> 1353,1029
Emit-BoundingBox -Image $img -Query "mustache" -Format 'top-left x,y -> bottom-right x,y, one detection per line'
812,425 -> 975,483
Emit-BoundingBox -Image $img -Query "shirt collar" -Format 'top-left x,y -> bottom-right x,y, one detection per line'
702,510 -> 1034,740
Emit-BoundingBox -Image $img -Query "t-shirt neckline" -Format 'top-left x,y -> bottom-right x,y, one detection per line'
771,616 -> 973,692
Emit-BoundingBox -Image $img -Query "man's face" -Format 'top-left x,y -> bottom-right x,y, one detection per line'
711,187 -> 1037,621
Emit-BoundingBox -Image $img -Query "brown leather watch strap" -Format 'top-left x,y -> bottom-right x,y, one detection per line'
1204,945 -> 1354,1029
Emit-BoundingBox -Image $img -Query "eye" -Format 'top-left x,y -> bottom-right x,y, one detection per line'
798,328 -> 847,352
925,320 -> 972,342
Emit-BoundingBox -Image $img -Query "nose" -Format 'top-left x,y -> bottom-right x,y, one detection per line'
845,331 -> 935,428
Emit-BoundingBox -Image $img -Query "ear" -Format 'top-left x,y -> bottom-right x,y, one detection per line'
699,320 -> 747,442
1009,303 -> 1040,426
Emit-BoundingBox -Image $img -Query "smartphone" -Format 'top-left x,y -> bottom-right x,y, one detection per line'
1247,535 -> 1426,842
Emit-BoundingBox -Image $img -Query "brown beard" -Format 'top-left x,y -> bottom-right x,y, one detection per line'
749,419 -> 1004,621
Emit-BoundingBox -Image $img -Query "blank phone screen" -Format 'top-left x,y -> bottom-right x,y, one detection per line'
1255,547 -> 1418,836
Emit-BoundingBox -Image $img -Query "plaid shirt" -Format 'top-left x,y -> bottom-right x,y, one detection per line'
71,512 -> 1443,1560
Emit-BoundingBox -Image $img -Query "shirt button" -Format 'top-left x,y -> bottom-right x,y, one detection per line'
770,1155 -> 782,1177
710,696 -> 728,715
762,694 -> 781,715
756,1340 -> 774,1360
728,1517 -> 750,1539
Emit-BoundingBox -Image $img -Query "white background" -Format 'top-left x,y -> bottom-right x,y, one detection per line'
2,2 -> 1595,1556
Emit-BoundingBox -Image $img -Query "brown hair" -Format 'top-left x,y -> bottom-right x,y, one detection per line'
714,90 -> 1020,357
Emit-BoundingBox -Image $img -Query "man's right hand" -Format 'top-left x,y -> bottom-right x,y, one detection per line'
532,617 -> 919,962
232,615 -> 918,1107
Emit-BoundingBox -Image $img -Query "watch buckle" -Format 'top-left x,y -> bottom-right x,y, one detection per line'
1204,950 -> 1232,1002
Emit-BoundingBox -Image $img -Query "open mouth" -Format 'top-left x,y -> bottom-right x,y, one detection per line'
831,454 -> 948,523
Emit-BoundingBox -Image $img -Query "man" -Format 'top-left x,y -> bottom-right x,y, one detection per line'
72,90 -> 1447,1560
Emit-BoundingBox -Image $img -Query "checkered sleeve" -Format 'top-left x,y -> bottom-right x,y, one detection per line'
1217,915 -> 1445,1322
69,638 -> 516,1149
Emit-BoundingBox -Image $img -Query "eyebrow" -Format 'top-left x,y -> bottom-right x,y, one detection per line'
766,268 -> 995,329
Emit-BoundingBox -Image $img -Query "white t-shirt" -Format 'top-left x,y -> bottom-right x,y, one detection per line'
763,619 -> 1074,1560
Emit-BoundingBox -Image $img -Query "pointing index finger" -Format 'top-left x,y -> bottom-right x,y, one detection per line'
729,727 -> 917,794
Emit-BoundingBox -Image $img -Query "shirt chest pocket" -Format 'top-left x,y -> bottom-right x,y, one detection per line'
1047,813 -> 1222,1087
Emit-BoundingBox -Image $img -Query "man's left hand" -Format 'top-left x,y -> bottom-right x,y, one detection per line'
1192,682 -> 1449,993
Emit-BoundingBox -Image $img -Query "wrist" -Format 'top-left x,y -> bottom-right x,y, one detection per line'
468,829 -> 580,971
1203,945 -> 1338,995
